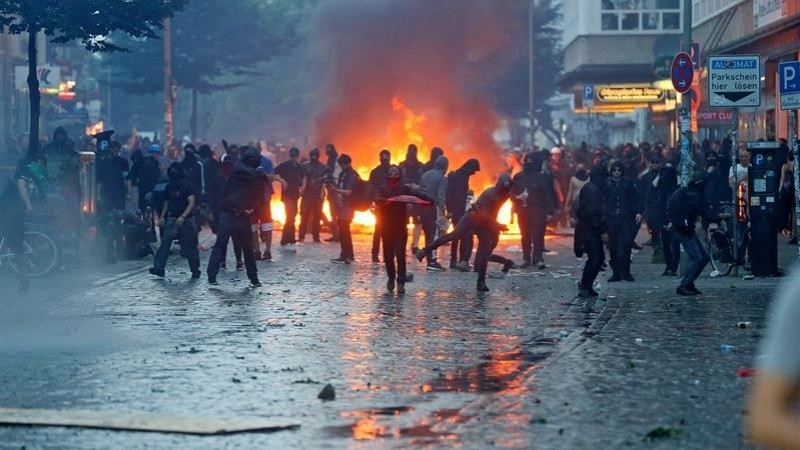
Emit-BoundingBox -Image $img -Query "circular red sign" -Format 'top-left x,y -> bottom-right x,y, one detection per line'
671,52 -> 694,94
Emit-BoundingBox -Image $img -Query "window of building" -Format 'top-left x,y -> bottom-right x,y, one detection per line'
600,0 -> 682,32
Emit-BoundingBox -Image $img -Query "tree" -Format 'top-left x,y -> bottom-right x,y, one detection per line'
107,0 -> 307,139
0,0 -> 186,155
492,0 -> 563,146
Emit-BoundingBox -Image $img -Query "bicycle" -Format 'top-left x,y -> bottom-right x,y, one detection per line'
707,210 -> 749,278
0,228 -> 58,277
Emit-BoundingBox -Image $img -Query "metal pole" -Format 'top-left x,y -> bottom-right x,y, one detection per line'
732,109 -> 739,277
528,0 -> 536,148
163,17 -> 174,147
791,109 -> 800,260
106,66 -> 112,129
679,0 -> 693,187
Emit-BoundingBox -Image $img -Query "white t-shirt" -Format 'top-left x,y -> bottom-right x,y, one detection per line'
729,164 -> 748,182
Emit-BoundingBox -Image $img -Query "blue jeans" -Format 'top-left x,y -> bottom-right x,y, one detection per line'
678,234 -> 709,288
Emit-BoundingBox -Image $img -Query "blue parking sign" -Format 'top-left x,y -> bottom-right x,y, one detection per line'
583,84 -> 594,108
779,61 -> 800,110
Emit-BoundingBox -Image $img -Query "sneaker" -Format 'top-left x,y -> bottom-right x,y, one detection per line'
387,279 -> 395,293
676,285 -> 699,296
622,274 -> 635,282
411,246 -> 419,255
455,261 -> 470,272
149,267 -> 165,277
415,249 -> 426,263
449,261 -> 458,269
220,262 -> 227,271
397,282 -> 406,294
191,271 -> 201,279
208,277 -> 219,285
331,258 -> 348,264
577,288 -> 595,299
249,278 -> 262,288
346,257 -> 355,263
426,261 -> 445,271
661,269 -> 672,276
608,275 -> 622,282
236,261 -> 244,271
589,288 -> 600,297
502,260 -> 514,273
476,280 -> 490,292
536,263 -> 547,270
687,283 -> 702,295
254,252 -> 264,261
262,251 -> 272,262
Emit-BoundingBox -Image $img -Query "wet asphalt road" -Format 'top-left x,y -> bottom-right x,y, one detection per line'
0,231 -> 788,449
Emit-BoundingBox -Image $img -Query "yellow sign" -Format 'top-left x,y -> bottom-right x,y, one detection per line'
597,86 -> 665,103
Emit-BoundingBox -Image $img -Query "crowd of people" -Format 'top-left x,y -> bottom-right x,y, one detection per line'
2,126 -> 797,297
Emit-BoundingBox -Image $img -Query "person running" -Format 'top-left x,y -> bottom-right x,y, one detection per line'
374,165 -> 434,293
149,163 -> 200,279
416,174 -> 515,292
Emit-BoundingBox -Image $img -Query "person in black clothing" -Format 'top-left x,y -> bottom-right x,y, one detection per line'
198,144 -> 224,234
374,165 -> 434,293
180,144 -> 204,200
274,147 -> 305,250
299,148 -> 326,242
667,175 -> 726,296
649,160 -> 680,276
422,146 -> 444,173
701,150 -> 732,229
323,144 -> 340,242
368,149 -> 391,262
97,141 -> 130,212
640,156 -> 664,260
417,174 -> 515,292
575,166 -> 608,298
328,154 -> 358,263
128,145 -> 163,213
604,161 -> 642,282
445,158 -> 480,270
512,152 -> 558,270
400,144 -> 425,252
149,163 -> 200,279
206,148 -> 267,286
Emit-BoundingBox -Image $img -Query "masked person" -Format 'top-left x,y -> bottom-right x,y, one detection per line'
374,165 -> 434,293
328,154 -> 358,263
207,148 -> 268,287
666,175 -> 726,296
445,158 -> 480,270
368,149 -> 392,262
96,141 -> 130,213
417,174 -> 515,292
604,161 -> 642,282
323,144 -> 341,242
180,144 -> 204,202
128,144 -> 163,214
575,166 -> 608,299
149,163 -> 200,279
512,152 -> 558,270
298,148 -> 326,243
418,153 -> 448,271
274,147 -> 305,252
399,144 -> 425,253
198,144 -> 225,234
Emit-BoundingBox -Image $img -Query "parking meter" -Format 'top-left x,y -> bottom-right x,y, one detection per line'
746,141 -> 780,276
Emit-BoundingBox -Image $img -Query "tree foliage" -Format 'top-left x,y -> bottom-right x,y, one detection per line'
0,0 -> 186,52
491,0 -> 563,145
107,0 -> 307,94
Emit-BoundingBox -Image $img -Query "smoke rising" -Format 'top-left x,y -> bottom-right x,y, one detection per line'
307,0 -> 526,175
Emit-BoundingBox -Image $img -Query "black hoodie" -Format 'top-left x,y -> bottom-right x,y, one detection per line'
511,153 -> 558,217
220,164 -> 267,215
473,173 -> 513,220
445,159 -> 480,218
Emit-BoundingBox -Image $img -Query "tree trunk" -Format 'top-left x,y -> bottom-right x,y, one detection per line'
27,29 -> 40,156
190,88 -> 197,142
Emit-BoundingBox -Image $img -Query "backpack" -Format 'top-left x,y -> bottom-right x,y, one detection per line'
349,175 -> 373,212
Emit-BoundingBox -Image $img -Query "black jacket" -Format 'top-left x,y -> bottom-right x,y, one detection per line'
603,175 -> 641,222
574,169 -> 607,257
511,166 -> 558,218
445,159 -> 479,218
667,185 -> 717,237
180,153 -> 204,195
368,163 -> 390,200
473,174 -> 512,221
399,158 -> 423,185
220,165 -> 267,215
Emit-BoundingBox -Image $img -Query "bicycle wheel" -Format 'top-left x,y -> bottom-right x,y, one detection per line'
708,230 -> 734,277
8,230 -> 58,277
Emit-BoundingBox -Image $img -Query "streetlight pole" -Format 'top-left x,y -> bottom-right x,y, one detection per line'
679,0 -> 693,186
528,0 -> 536,149
163,17 -> 174,147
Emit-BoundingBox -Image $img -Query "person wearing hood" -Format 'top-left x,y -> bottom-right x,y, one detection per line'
180,144 -> 204,200
575,165 -> 608,298
149,162 -> 200,279
418,152 -> 449,271
298,147 -> 327,243
375,165 -> 435,293
128,144 -> 164,214
368,149 -> 392,262
666,174 -> 726,296
400,144 -> 425,253
445,158 -> 480,270
96,140 -> 130,213
417,174 -> 515,292
512,152 -> 558,269
603,160 -> 642,282
206,148 -> 269,287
